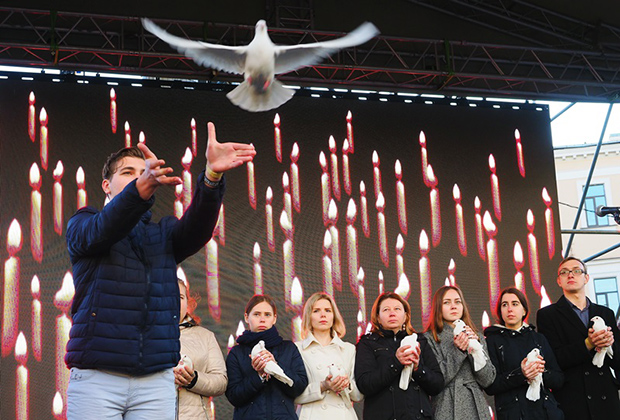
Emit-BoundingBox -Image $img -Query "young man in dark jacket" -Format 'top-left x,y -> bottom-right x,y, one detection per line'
65,123 -> 255,420
537,256 -> 620,420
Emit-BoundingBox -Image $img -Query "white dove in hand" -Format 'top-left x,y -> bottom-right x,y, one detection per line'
525,348 -> 543,401
591,316 -> 614,368
399,333 -> 418,390
142,18 -> 379,112
453,319 -> 487,371
251,340 -> 294,386
328,363 -> 345,379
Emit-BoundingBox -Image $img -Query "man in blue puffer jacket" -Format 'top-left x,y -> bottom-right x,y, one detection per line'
65,122 -> 255,420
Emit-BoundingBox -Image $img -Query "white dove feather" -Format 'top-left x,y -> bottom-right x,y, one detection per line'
251,340 -> 294,387
453,319 -> 487,371
525,348 -> 542,401
142,18 -> 379,112
591,316 -> 614,368
399,333 -> 418,390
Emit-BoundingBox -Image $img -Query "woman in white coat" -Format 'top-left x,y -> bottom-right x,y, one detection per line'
295,292 -> 363,420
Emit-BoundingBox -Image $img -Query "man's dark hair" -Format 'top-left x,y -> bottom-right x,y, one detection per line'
102,146 -> 145,180
558,256 -> 588,274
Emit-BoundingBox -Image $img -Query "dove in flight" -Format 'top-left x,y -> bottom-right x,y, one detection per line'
453,319 -> 487,371
591,316 -> 614,368
142,18 -> 379,112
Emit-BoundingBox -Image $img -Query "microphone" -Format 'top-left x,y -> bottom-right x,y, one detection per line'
595,205 -> 620,217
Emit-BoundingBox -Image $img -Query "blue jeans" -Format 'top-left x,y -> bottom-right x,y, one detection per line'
67,367 -> 175,420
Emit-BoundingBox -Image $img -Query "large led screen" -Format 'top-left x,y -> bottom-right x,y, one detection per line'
0,77 -> 562,419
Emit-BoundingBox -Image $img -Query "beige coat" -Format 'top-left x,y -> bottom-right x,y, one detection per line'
295,334 -> 363,420
178,324 -> 227,420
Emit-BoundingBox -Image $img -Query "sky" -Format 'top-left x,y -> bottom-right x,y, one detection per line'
543,101 -> 620,147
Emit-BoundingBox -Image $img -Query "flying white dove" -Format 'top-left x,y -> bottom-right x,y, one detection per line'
591,316 -> 614,368
399,333 -> 418,390
525,348 -> 542,401
453,319 -> 487,371
142,18 -> 379,112
251,340 -> 294,386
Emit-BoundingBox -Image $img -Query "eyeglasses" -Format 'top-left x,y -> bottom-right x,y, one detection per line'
558,268 -> 586,277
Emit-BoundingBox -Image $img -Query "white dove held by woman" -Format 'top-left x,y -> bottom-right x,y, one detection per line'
142,18 -> 379,112
525,348 -> 542,401
328,363 -> 345,379
399,333 -> 418,390
251,340 -> 294,386
453,319 -> 486,371
591,316 -> 614,368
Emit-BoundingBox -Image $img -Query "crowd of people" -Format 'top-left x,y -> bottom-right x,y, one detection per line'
64,124 -> 620,419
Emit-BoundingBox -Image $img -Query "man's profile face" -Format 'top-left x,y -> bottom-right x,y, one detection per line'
101,156 -> 146,200
556,259 -> 589,293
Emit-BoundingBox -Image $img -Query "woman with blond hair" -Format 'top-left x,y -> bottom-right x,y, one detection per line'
355,292 -> 443,420
174,277 -> 228,420
295,292 -> 363,420
423,285 -> 495,420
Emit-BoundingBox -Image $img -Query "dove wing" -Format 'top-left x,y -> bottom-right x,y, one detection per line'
142,18 -> 247,74
273,22 -> 379,75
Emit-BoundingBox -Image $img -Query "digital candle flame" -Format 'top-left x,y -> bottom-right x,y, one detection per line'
376,193 -> 385,212
53,161 -> 64,179
427,165 -> 437,188
527,209 -> 535,230
274,113 -> 280,126
282,172 -> 289,190
176,267 -> 186,285
343,139 -> 350,154
139,131 -> 146,144
448,258 -> 455,273
347,198 -> 357,223
319,151 -> 328,171
396,234 -> 404,254
110,88 -> 116,100
15,331 -> 27,363
54,272 -> 75,313
514,242 -> 524,268
540,286 -> 552,308
372,150 -> 379,166
236,321 -> 245,337
227,334 -> 235,349
280,210 -> 292,232
31,275 -> 40,299
291,277 -> 303,306
483,211 -> 497,236
253,242 -> 261,260
328,199 -> 338,224
453,184 -> 461,201
29,163 -> 41,189
360,181 -> 366,195
76,167 -> 85,188
515,129 -> 521,142
395,160 -> 402,178
8,219 -> 23,253
482,311 -> 490,328
53,392 -> 63,416
419,229 -> 429,255
419,131 -> 426,146
266,186 -> 273,204
291,143 -> 299,161
475,196 -> 481,211
488,154 -> 496,172
329,135 -> 336,152
324,230 -> 332,250
182,147 -> 193,167
395,273 -> 410,299
542,187 -> 552,205
39,107 -> 48,125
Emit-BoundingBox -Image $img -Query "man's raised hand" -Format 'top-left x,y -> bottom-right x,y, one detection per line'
205,122 -> 256,178
136,143 -> 182,200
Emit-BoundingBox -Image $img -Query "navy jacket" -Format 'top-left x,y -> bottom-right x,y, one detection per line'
355,329 -> 444,420
65,172 -> 224,375
537,296 -> 620,420
225,329 -> 308,420
484,324 -> 564,420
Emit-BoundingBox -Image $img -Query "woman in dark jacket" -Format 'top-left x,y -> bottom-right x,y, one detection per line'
484,288 -> 564,420
355,292 -> 444,420
225,294 -> 308,420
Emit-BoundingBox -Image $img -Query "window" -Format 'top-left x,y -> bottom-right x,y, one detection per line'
583,184 -> 610,227
593,277 -> 619,312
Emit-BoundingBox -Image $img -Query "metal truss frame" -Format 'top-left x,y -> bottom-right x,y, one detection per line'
1,5 -> 620,102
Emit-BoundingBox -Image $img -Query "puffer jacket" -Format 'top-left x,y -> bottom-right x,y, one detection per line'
225,327 -> 308,420
178,322 -> 228,420
484,324 -> 564,420
65,172 -> 224,375
355,329 -> 444,420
